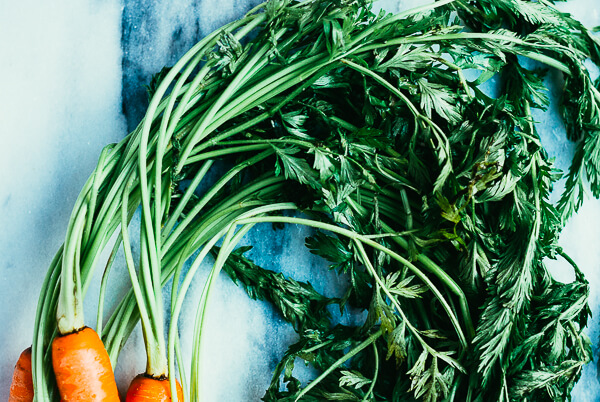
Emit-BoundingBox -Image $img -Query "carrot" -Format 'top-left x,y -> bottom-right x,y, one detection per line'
126,374 -> 184,401
51,327 -> 120,401
9,347 -> 34,402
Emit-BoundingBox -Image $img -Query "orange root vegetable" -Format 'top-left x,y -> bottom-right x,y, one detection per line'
51,327 -> 120,401
9,347 -> 34,402
126,374 -> 184,401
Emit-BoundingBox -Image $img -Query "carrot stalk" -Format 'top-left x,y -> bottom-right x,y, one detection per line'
9,347 -> 34,402
121,143 -> 181,399
126,375 -> 183,401
51,327 -> 119,401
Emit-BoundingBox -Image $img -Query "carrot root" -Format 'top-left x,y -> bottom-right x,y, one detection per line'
126,374 -> 184,401
9,347 -> 34,402
52,327 -> 119,401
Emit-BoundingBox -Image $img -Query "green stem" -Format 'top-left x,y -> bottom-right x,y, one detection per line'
32,247 -> 62,401
340,58 -> 420,116
294,329 -> 383,402
56,202 -> 88,334
348,0 -> 457,47
185,144 -> 271,165
362,343 -> 379,402
121,175 -> 165,376
358,33 -> 571,74
234,215 -> 468,348
345,196 -> 475,340
176,28 -> 286,172
167,203 -> 299,400
162,160 -> 214,239
162,149 -> 275,252
189,223 -> 255,401
189,66 -> 332,156
353,239 -> 438,351
83,144 -> 113,246
96,234 -> 122,334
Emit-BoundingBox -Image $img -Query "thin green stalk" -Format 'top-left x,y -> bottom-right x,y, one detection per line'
175,335 -> 188,401
103,291 -> 134,353
362,343 -> 379,402
176,28 -> 288,172
189,66 -> 333,156
189,223 -> 255,401
185,144 -> 271,165
357,33 -> 572,74
353,239 -> 448,351
294,329 -> 384,402
107,297 -> 139,364
56,202 -> 88,334
139,224 -> 160,326
163,149 -> 275,251
234,215 -> 469,348
32,247 -> 62,401
121,174 -> 164,376
435,56 -> 474,100
348,0 -> 457,47
167,203 -> 300,400
83,144 -> 113,246
96,233 -> 122,334
345,196 -> 475,340
162,159 -> 214,239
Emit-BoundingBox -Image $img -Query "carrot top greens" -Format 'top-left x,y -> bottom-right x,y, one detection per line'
28,0 -> 600,400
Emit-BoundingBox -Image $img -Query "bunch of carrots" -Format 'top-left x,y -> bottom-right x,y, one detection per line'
7,0 -> 600,400
8,1 -> 338,399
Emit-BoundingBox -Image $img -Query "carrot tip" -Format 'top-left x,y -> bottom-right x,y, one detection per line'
126,373 -> 184,402
52,327 -> 119,401
9,347 -> 34,402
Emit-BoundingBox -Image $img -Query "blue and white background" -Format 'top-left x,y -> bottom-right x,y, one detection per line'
0,0 -> 599,400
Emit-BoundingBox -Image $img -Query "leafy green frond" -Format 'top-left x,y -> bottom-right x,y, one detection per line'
418,79 -> 462,124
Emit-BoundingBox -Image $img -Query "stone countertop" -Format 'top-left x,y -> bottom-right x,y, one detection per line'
1,0 -> 599,400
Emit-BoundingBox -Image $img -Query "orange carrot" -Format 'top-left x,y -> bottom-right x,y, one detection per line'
51,327 -> 120,401
125,374 -> 184,401
8,347 -> 34,402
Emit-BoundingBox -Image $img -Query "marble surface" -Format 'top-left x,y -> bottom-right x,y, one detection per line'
1,0 -> 599,401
